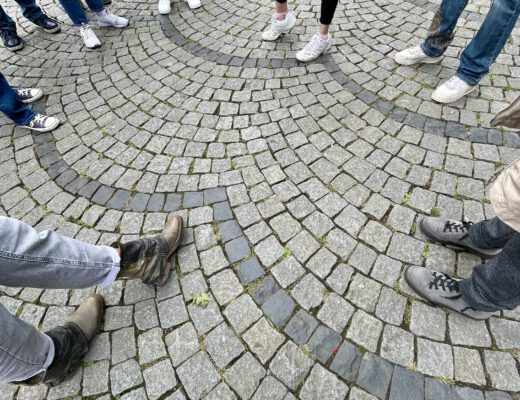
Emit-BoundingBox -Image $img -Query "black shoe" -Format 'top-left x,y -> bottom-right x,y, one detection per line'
16,88 -> 44,104
32,14 -> 61,33
0,29 -> 23,51
43,295 -> 105,387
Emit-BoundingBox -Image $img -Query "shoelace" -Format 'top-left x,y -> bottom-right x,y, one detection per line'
302,35 -> 324,55
429,272 -> 460,293
29,115 -> 47,127
444,76 -> 465,89
17,89 -> 32,98
80,24 -> 95,39
443,220 -> 473,233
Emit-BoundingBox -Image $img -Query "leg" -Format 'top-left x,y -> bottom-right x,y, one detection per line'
457,0 -> 520,85
84,0 -> 105,13
57,0 -> 89,25
0,73 -> 35,126
319,0 -> 339,28
275,0 -> 288,15
14,0 -> 44,23
421,0 -> 469,57
0,304 -> 54,384
0,6 -> 16,31
460,230 -> 520,311
0,215 -> 120,289
468,216 -> 516,249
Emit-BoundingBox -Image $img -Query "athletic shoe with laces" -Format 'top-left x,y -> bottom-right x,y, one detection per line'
404,266 -> 494,320
262,11 -> 296,41
394,45 -> 442,66
16,88 -> 43,104
33,14 -> 61,33
158,0 -> 171,14
420,217 -> 501,259
97,9 -> 129,28
0,29 -> 24,51
431,76 -> 476,104
186,0 -> 202,9
296,33 -> 331,62
21,114 -> 60,133
80,24 -> 101,48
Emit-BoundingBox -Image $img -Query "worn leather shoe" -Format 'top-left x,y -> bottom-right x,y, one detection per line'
0,29 -> 23,51
42,295 -> 104,387
33,14 -> 61,33
114,214 -> 183,285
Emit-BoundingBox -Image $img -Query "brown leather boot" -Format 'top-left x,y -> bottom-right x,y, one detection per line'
42,295 -> 104,387
491,95 -> 520,128
113,214 -> 183,285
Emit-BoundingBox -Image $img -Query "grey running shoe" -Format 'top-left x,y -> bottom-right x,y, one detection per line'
420,217 -> 501,259
404,266 -> 494,320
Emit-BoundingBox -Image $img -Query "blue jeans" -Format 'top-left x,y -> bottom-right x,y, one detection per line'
0,0 -> 44,31
0,72 -> 35,125
0,216 -> 119,383
460,217 -> 520,311
421,0 -> 520,85
58,0 -> 104,26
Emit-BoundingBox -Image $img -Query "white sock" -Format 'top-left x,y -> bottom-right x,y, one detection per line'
95,9 -> 106,17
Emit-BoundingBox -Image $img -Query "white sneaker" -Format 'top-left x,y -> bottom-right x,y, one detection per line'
262,11 -> 296,41
431,76 -> 477,104
186,0 -> 201,9
21,114 -> 60,133
16,88 -> 43,104
97,9 -> 129,28
158,0 -> 171,14
394,45 -> 442,66
80,24 -> 101,48
296,33 -> 331,62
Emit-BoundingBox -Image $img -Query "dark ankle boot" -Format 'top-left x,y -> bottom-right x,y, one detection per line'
43,295 -> 104,387
113,214 -> 183,285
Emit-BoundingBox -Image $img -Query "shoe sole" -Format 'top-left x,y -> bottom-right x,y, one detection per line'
20,91 -> 44,104
404,267 -> 491,321
262,17 -> 296,41
431,84 -> 477,104
25,118 -> 60,133
158,215 -> 184,286
98,23 -> 128,28
158,7 -> 171,14
6,42 -> 24,51
41,26 -> 61,34
394,56 -> 442,66
419,219 -> 497,259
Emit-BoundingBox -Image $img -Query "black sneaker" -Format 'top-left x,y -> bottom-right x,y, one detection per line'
0,29 -> 23,51
21,114 -> 60,133
33,14 -> 61,33
16,88 -> 44,104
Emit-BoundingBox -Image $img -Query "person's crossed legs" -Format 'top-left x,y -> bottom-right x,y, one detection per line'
405,216 -> 520,320
0,214 -> 183,385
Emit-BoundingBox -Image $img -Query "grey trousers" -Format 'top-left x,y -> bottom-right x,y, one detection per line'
0,216 -> 120,384
460,216 -> 520,312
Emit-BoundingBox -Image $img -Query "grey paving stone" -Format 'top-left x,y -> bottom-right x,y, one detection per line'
177,352 -> 220,400
453,346 -> 486,386
348,387 -> 378,400
346,310 -> 383,353
284,309 -> 319,345
110,359 -> 143,396
485,392 -> 513,400
388,366 -> 424,400
83,360 -> 109,396
237,257 -> 265,284
380,324 -> 414,367
291,274 -> 325,310
489,317 -> 520,349
417,338 -> 453,378
330,340 -> 363,382
206,383 -> 238,400
138,327 -> 167,365
356,353 -> 394,400
225,235 -> 250,263
251,274 -> 280,305
255,235 -> 285,267
143,360 -> 177,400
410,301 -> 446,341
225,352 -> 266,399
165,322 -> 200,367
452,386 -> 485,400
204,322 -> 245,368
425,377 -> 452,400
448,312 -> 491,347
317,292 -> 354,333
208,269 -> 243,305
346,274 -> 382,313
243,317 -> 286,364
307,325 -> 342,363
299,364 -> 349,400
188,298 -> 224,334
224,294 -> 262,333
261,289 -> 296,327
134,298 -> 159,330
251,376 -> 288,400
484,350 -> 520,392
271,256 -> 305,288
307,247 -> 338,279
269,342 -> 314,390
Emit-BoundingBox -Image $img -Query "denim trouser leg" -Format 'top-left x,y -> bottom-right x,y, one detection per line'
15,0 -> 44,22
459,217 -> 520,311
420,0 -> 468,58
58,0 -> 104,26
0,72 -> 35,126
0,216 -> 120,383
457,0 -> 520,85
0,6 -> 16,31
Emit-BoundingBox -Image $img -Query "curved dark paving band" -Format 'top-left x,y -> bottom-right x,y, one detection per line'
157,14 -> 520,148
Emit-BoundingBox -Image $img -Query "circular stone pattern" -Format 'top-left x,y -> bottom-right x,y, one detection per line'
1,0 -> 520,399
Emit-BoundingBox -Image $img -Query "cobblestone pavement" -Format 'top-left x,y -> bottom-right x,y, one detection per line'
1,0 -> 520,398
